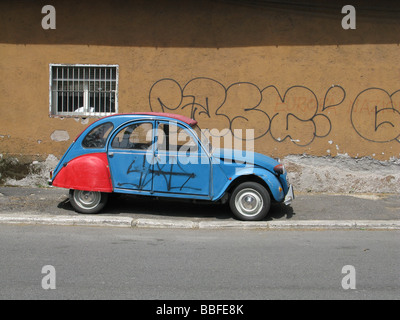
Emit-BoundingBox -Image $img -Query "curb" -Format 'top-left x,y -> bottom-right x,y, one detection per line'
0,214 -> 399,230
0,213 -> 133,228
135,219 -> 400,230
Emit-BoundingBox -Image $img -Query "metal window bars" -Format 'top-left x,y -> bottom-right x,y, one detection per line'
49,64 -> 119,117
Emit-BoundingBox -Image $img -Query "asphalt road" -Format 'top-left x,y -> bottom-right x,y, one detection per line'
0,186 -> 399,221
0,224 -> 399,300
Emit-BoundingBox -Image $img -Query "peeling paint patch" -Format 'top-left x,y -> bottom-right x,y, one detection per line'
74,118 -> 89,125
1,154 -> 59,187
50,130 -> 70,142
283,154 -> 400,194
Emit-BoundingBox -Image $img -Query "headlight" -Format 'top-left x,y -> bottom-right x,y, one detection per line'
273,164 -> 285,175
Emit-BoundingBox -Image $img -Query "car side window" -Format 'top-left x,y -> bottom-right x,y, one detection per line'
157,123 -> 198,152
82,122 -> 114,148
111,122 -> 153,150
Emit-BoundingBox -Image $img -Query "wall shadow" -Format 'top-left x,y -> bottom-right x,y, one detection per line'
1,0 -> 399,47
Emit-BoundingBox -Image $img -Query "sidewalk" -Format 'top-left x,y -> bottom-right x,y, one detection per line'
0,186 -> 399,230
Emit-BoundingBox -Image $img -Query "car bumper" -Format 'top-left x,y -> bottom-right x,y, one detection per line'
284,184 -> 294,205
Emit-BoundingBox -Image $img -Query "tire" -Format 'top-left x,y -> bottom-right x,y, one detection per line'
69,189 -> 108,214
229,182 -> 271,221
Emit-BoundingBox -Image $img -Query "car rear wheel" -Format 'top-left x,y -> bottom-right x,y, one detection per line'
69,189 -> 108,214
229,182 -> 271,221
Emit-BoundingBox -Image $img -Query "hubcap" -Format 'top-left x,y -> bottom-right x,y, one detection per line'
235,188 -> 263,217
74,190 -> 101,210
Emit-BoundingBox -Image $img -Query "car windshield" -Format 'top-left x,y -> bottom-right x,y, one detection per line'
193,124 -> 213,153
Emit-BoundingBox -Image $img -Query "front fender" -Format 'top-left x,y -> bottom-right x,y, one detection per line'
52,153 -> 112,192
214,166 -> 284,202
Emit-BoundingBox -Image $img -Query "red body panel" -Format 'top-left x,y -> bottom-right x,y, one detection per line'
52,153 -> 113,192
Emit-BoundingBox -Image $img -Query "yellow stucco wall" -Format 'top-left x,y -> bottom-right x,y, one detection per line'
0,0 -> 399,161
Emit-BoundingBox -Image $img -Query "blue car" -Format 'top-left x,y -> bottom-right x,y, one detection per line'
49,112 -> 294,221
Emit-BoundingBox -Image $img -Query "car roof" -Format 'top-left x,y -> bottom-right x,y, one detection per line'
74,112 -> 198,142
106,112 -> 198,127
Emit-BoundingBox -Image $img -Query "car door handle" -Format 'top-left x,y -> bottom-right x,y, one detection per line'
108,152 -> 114,157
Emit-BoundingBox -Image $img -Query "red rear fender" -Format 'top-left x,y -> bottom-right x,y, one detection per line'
52,153 -> 112,192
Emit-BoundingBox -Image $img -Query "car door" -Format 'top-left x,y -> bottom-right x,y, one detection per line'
107,121 -> 154,192
152,121 -> 211,197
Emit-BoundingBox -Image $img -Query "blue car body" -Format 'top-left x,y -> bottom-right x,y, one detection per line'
50,113 -> 293,219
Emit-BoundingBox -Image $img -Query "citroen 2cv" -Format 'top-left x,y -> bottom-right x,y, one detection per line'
49,112 -> 294,221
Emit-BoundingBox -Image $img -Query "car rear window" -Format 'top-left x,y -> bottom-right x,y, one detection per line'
82,122 -> 114,148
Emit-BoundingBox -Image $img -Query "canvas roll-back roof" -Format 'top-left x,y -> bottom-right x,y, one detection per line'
130,112 -> 197,126
74,112 -> 198,142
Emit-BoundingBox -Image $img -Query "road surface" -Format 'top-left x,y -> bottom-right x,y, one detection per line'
0,224 -> 398,300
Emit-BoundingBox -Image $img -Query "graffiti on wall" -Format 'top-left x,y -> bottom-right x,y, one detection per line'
149,77 -> 400,146
351,88 -> 400,143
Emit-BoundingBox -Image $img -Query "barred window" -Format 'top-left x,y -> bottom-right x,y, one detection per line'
49,64 -> 118,117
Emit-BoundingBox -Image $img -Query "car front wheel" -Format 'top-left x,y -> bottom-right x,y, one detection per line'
69,189 -> 108,214
229,182 -> 271,221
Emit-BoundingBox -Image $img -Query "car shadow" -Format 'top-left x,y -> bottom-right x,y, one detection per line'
57,193 -> 296,221
268,202 -> 296,220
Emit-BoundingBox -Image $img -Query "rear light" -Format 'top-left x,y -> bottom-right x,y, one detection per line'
48,170 -> 54,186
273,164 -> 285,175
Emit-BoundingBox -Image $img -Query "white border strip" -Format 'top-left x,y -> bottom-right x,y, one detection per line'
1,214 -> 399,230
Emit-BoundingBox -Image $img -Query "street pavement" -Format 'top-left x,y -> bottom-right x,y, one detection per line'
0,186 -> 399,230
1,225 -> 399,299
